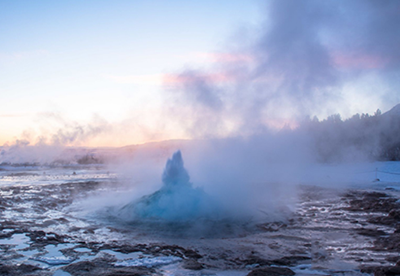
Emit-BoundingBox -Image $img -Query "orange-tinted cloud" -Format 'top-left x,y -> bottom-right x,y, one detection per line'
163,72 -> 238,85
332,52 -> 389,70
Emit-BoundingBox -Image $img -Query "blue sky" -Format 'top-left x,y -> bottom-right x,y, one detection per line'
0,0 -> 261,145
1,0 -> 400,147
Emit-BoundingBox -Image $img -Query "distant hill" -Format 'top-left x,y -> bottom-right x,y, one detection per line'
111,139 -> 196,162
2,104 -> 400,166
383,103 -> 400,117
104,104 -> 400,163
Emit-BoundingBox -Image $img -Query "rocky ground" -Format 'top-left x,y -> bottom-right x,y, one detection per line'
0,179 -> 399,275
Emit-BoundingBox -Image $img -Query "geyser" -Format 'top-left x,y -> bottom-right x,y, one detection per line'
119,150 -> 219,222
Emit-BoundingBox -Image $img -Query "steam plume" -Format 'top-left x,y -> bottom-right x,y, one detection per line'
119,151 -> 219,222
165,0 -> 400,138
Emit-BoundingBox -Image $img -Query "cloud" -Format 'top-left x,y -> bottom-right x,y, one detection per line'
164,71 -> 239,85
331,52 -> 389,70
177,51 -> 254,64
0,113 -> 30,118
0,112 -> 114,164
104,74 -> 163,85
335,0 -> 400,71
163,0 -> 400,139
2,112 -> 112,148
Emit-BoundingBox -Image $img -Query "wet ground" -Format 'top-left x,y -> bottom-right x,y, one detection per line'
0,164 -> 399,275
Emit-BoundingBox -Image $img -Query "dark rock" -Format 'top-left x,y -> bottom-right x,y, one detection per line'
247,267 -> 295,276
386,266 -> 400,275
242,256 -> 272,267
116,243 -> 203,260
99,269 -> 152,276
56,217 -> 69,223
0,232 -> 13,239
16,264 -> 42,273
389,209 -> 400,220
182,248 -> 202,259
368,215 -> 400,226
385,256 -> 400,264
344,191 -> 399,213
63,261 -> 96,273
357,228 -> 386,237
27,230 -> 46,242
362,266 -> 400,276
272,255 -> 311,266
182,259 -> 204,270
27,230 -> 67,244
0,263 -> 42,276
0,264 -> 13,275
114,244 -> 143,254
374,233 -> 400,251
63,260 -> 154,276
257,222 -> 287,232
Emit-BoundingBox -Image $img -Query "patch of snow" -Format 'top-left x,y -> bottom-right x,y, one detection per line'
74,247 -> 92,253
33,255 -> 76,265
100,249 -> 143,260
115,256 -> 181,268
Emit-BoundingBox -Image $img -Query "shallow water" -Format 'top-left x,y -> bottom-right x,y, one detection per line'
0,164 -> 116,186
0,162 -> 399,275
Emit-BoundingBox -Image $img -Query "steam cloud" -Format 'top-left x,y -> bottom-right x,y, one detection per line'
120,0 -> 400,223
0,113 -> 110,164
166,0 -> 400,137
3,0 -> 400,224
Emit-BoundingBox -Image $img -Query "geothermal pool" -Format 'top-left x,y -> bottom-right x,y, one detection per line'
0,158 -> 399,275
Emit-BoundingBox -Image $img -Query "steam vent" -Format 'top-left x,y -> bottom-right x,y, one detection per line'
120,151 -> 218,222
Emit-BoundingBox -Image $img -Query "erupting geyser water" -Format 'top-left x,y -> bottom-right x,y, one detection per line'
120,151 -> 219,222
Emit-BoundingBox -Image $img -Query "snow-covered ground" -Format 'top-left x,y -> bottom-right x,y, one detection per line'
0,164 -> 116,186
0,161 -> 399,275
